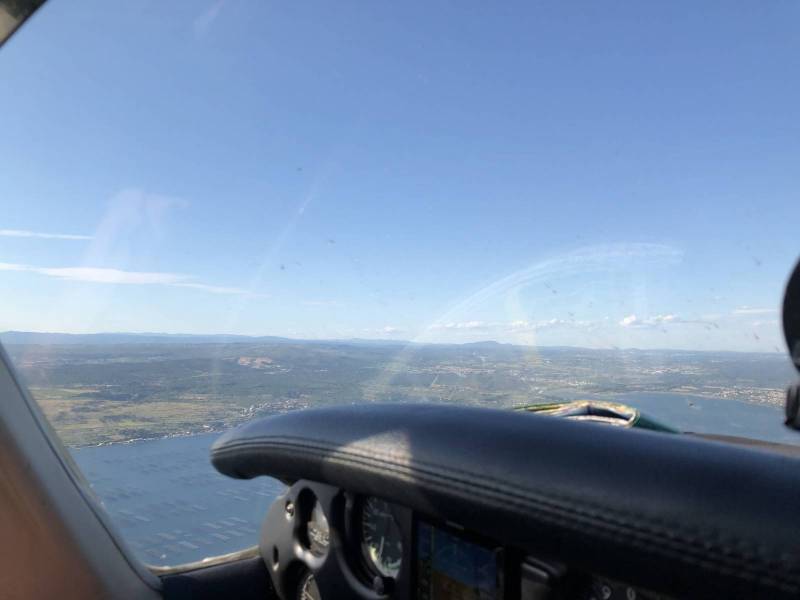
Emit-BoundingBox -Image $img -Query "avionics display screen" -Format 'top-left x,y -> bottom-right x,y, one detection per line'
416,522 -> 499,600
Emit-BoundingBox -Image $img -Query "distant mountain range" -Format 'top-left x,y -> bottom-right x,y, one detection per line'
0,331 -> 296,345
0,331 -> 787,357
0,331 -> 414,346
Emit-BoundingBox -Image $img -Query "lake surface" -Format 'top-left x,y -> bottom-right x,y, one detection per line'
72,432 -> 285,566
70,393 -> 798,567
615,392 -> 797,445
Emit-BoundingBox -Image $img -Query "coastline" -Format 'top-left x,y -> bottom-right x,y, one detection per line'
66,391 -> 789,451
69,425 -> 226,450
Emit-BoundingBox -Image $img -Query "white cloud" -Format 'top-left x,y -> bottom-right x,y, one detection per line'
381,325 -> 403,334
733,306 -> 776,315
0,229 -> 91,241
429,320 -> 489,331
620,314 -> 679,328
509,318 -> 586,331
0,261 -> 250,295
427,318 -> 592,336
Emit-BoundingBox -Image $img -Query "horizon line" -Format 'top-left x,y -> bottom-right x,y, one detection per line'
0,329 -> 787,356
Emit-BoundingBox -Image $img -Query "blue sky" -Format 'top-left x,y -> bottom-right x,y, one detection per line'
0,1 -> 798,351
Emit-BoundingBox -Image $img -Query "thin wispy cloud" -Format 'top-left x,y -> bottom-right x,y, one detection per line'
510,318 -> 591,331
0,229 -> 92,241
361,325 -> 405,335
427,319 -> 592,335
430,320 -> 489,331
424,310 -> 718,342
618,314 -> 717,329
733,306 -> 776,315
0,262 -> 252,295
0,263 -> 184,284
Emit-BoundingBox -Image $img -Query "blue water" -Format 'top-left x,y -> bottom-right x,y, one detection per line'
614,392 -> 798,445
70,394 -> 799,567
71,433 -> 285,566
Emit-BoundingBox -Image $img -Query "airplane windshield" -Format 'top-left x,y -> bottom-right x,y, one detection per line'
1,0 -> 798,567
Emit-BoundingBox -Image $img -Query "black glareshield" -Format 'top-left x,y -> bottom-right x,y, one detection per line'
783,259 -> 800,371
781,259 -> 800,429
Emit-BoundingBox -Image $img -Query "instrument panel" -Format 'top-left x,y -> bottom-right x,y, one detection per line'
260,480 -> 672,600
361,496 -> 403,580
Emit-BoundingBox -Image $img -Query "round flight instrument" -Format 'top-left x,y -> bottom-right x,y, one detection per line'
296,571 -> 321,600
360,496 -> 403,578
